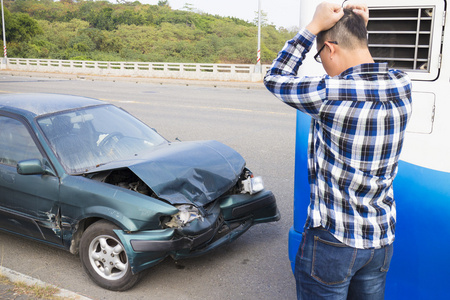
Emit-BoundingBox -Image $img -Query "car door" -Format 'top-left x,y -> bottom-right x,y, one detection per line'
0,115 -> 62,245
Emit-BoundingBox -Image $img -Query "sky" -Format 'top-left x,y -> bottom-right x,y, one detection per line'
139,0 -> 301,29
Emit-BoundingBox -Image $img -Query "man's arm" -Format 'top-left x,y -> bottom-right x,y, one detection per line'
263,2 -> 343,116
263,28 -> 325,117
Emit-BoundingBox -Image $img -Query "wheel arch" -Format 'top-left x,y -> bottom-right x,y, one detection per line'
69,217 -> 124,255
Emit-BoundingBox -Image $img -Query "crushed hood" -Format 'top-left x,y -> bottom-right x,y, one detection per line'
90,140 -> 246,206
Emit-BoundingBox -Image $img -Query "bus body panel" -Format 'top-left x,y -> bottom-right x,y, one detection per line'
290,0 -> 449,298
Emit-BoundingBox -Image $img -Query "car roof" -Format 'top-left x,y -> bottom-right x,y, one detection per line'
0,93 -> 106,118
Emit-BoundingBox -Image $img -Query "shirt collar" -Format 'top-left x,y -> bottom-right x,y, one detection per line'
339,62 -> 389,77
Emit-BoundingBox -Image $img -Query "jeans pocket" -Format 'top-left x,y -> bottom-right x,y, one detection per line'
311,236 -> 357,285
380,243 -> 394,272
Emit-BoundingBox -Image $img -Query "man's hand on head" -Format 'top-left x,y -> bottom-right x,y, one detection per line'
306,2 -> 344,35
345,3 -> 369,27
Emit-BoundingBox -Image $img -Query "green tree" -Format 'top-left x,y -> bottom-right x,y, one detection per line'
88,7 -> 116,31
253,10 -> 270,26
4,0 -> 295,64
1,7 -> 42,42
158,1 -> 169,7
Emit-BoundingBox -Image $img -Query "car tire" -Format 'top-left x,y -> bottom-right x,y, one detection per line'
79,220 -> 140,291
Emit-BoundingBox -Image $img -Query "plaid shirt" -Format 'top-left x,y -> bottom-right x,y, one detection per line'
264,28 -> 412,249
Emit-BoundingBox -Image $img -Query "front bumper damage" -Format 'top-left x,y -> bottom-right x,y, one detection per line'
115,189 -> 280,274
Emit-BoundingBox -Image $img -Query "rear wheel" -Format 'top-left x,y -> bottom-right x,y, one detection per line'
79,220 -> 140,291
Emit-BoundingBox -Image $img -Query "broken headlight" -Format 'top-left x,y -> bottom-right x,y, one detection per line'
241,171 -> 264,195
164,205 -> 204,228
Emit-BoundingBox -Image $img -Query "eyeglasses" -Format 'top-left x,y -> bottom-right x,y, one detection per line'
342,0 -> 348,8
314,41 -> 338,63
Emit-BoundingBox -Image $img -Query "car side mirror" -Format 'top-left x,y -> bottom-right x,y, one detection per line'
17,159 -> 56,176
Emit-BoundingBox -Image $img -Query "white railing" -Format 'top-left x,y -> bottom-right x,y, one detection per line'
2,58 -> 271,82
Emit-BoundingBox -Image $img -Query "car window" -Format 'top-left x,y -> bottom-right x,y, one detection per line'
37,104 -> 166,174
0,116 -> 43,166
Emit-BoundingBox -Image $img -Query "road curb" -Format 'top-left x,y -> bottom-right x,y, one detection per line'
0,266 -> 92,300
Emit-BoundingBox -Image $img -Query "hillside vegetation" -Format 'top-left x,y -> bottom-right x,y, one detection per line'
1,0 -> 298,64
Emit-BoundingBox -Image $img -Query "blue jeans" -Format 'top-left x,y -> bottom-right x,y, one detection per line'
295,227 -> 393,300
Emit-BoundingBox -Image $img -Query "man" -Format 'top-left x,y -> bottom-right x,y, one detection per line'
264,2 -> 412,299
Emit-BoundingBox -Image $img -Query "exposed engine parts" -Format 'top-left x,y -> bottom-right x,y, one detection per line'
90,168 -> 156,197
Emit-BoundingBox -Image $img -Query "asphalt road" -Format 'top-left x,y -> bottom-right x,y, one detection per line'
0,72 -> 298,300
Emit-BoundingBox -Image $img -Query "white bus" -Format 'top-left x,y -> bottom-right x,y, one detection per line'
289,1 -> 449,298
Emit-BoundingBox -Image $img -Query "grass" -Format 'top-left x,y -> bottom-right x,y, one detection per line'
0,273 -> 69,300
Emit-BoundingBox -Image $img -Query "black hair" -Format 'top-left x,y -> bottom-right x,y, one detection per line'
317,9 -> 368,49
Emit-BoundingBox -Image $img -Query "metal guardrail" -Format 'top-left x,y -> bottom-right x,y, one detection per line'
1,58 -> 271,82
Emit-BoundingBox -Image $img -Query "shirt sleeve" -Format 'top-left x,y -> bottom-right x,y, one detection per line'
264,28 -> 327,119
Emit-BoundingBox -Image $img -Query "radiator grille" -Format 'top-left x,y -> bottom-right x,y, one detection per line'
368,7 -> 434,72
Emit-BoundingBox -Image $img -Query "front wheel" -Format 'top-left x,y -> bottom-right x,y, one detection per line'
79,220 -> 140,291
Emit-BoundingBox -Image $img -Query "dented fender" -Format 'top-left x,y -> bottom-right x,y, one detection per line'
58,174 -> 178,250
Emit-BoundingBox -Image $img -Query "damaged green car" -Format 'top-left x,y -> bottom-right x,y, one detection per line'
0,93 -> 280,291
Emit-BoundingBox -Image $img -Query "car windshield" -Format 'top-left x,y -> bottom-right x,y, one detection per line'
37,104 -> 167,174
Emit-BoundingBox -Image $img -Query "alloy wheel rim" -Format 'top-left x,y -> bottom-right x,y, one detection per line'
88,235 -> 128,280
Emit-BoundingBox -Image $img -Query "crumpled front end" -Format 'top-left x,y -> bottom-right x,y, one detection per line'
89,140 -> 247,207
115,185 -> 279,274
89,140 -> 280,274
